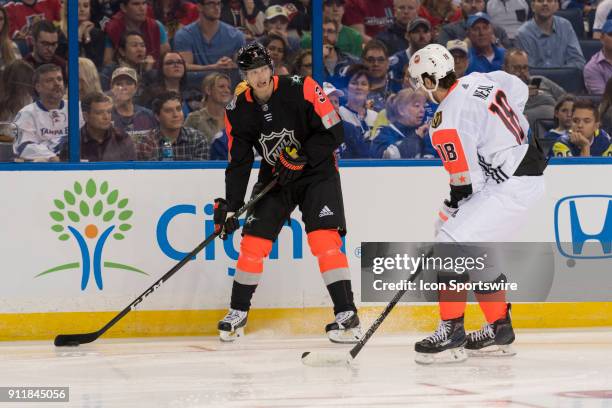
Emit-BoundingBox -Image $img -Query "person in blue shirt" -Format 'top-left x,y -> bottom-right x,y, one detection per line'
465,12 -> 505,74
370,88 -> 436,159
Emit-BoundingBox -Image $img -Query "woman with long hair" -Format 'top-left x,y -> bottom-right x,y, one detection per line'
261,33 -> 291,75
544,94 -> 575,140
0,6 -> 20,70
0,60 -> 34,122
151,0 -> 199,40
58,0 -> 106,67
338,64 -> 378,141
99,31 -> 155,91
292,49 -> 312,77
79,57 -> 103,98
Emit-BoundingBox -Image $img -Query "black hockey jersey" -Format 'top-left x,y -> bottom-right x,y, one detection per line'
224,75 -> 344,211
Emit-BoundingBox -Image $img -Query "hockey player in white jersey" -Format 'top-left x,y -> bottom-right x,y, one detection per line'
408,44 -> 547,364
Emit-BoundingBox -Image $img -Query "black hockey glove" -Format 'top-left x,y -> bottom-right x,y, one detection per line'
274,147 -> 307,186
213,198 -> 240,240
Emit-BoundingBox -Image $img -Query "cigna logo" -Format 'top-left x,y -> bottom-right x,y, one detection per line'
554,195 -> 612,259
36,179 -> 147,290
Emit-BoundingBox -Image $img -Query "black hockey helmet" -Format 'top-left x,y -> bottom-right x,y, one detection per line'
237,42 -> 273,72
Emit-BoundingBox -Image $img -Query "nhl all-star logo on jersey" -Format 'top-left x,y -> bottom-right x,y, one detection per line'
259,128 -> 301,166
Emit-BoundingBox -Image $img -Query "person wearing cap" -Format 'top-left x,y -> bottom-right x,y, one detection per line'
465,12 -> 505,74
515,0 -> 585,69
110,66 -> 157,144
446,39 -> 469,78
584,20 -> 612,94
436,0 -> 511,48
376,0 -> 420,55
260,5 -> 300,55
388,17 -> 432,89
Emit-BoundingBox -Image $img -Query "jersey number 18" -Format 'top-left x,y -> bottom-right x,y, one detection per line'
488,90 -> 526,145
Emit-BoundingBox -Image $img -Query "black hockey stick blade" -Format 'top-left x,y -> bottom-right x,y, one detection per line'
54,179 -> 278,347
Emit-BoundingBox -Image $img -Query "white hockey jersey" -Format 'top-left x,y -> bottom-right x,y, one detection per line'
429,71 -> 532,206
13,101 -> 83,160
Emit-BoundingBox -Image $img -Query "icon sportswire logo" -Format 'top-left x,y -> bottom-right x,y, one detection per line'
35,179 -> 147,290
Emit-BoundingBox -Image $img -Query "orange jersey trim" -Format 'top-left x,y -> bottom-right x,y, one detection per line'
431,129 -> 469,175
224,112 -> 234,161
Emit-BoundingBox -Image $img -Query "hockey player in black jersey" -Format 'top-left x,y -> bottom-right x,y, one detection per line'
214,42 -> 362,343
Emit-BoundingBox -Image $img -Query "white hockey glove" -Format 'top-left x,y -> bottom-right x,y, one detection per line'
434,200 -> 459,237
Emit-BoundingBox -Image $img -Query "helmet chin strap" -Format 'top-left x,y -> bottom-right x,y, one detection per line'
423,78 -> 440,104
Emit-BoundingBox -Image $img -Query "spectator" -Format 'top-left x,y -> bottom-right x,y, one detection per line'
370,88 -> 434,158
138,51 -> 191,115
584,20 -> 612,95
552,99 -> 612,156
0,5 -> 21,69
136,91 -> 210,160
376,0 -> 420,55
13,64 -> 81,161
221,0 -> 266,37
184,72 -> 232,146
5,0 -> 61,41
465,12 -> 505,74
515,0 -> 585,69
109,66 -> 157,143
418,0 -> 462,36
103,0 -> 170,65
24,20 -> 67,79
388,17 -> 432,88
343,0 -> 394,41
58,0 -> 106,68
503,48 -> 565,130
174,0 -> 245,82
90,0 -> 120,29
284,0 -> 312,37
338,64 -> 378,140
486,0 -> 529,40
292,48 -> 312,76
600,77 -> 612,132
592,0 -> 612,39
362,40 -> 397,111
151,0 -> 199,40
436,0 -> 512,47
99,31 -> 155,91
447,39 -> 469,78
324,81 -> 369,158
80,92 -> 136,161
0,60 -> 34,121
261,5 -> 300,55
544,94 -> 575,140
79,57 -> 103,98
322,18 -> 358,81
261,32 -> 290,75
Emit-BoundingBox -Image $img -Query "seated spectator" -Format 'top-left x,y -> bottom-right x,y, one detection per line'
376,0 -> 419,55
151,0 -> 199,40
80,92 -> 136,161
0,60 -> 34,121
109,66 -> 157,143
322,18 -> 358,81
362,40 -> 398,111
136,91 -> 210,161
284,0 -> 311,37
486,0 -> 529,40
13,64 -> 82,161
552,99 -> 612,157
338,64 -> 378,140
515,0 -> 585,69
261,5 -> 300,55
90,0 -> 120,29
5,0 -> 61,41
103,0 -> 170,65
261,33 -> 291,75
79,57 -> 103,98
465,12 -> 505,74
24,20 -> 67,79
58,0 -> 106,68
447,39 -> 469,78
544,94 -> 575,140
389,17 -> 432,87
370,88 -> 435,158
221,0 -> 265,37
0,5 -> 21,70
292,49 -> 312,77
324,82 -> 369,158
592,0 -> 612,39
503,48 -> 565,130
600,77 -> 612,132
418,0 -> 462,37
184,72 -> 232,146
174,0 -> 245,83
99,31 -> 155,91
584,20 -> 612,95
437,0 -> 512,47
343,0 -> 394,41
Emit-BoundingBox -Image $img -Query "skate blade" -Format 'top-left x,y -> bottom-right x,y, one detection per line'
219,327 -> 244,342
467,344 -> 516,357
415,347 -> 468,365
327,327 -> 363,344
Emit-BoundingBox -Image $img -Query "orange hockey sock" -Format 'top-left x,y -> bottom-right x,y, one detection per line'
475,292 -> 508,323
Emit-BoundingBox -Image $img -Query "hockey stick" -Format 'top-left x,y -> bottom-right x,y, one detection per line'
54,178 -> 278,347
301,248 -> 433,367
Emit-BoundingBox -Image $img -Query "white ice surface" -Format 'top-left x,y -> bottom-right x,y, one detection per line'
1,328 -> 611,407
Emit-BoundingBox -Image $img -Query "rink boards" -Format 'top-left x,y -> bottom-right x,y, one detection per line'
0,162 -> 610,340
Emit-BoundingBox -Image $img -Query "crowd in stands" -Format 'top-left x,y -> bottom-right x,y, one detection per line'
0,0 -> 610,162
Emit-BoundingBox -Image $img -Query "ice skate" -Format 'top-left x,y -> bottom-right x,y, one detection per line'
218,308 -> 248,342
414,316 -> 468,364
325,311 -> 362,344
466,304 -> 516,357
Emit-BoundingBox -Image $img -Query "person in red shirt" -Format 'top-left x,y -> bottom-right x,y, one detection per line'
342,0 -> 394,41
5,0 -> 61,40
418,0 -> 462,37
149,0 -> 199,40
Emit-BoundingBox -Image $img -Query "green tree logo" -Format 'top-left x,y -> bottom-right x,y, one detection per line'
36,179 -> 147,290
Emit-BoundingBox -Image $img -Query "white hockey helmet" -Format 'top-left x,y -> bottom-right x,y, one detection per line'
408,44 -> 455,101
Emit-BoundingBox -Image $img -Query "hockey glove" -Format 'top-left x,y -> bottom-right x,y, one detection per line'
434,200 -> 459,237
274,147 -> 308,186
213,198 -> 240,240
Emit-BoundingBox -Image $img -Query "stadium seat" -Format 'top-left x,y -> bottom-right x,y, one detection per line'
0,143 -> 14,162
529,67 -> 586,94
580,39 -> 602,62
555,8 -> 585,39
577,94 -> 603,106
534,118 -> 556,140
